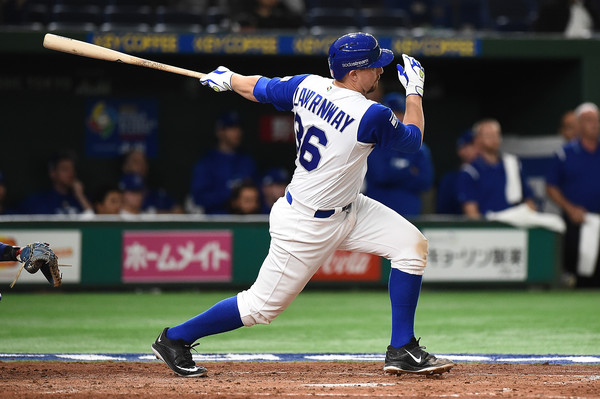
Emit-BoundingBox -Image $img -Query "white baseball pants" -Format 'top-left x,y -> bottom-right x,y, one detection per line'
237,193 -> 428,326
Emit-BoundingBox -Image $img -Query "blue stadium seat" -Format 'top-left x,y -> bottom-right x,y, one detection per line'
357,0 -> 388,9
24,3 -> 50,25
204,6 -> 230,33
453,0 -> 490,30
306,7 -> 361,34
488,0 -> 537,32
103,5 -> 155,25
384,0 -> 443,28
154,6 -> 203,33
306,0 -> 360,9
55,0 -> 108,6
51,5 -> 102,26
47,21 -> 98,32
360,8 -> 411,32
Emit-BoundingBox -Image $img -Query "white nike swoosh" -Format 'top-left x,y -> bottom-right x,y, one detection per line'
177,366 -> 199,372
404,349 -> 422,363
158,336 -> 162,343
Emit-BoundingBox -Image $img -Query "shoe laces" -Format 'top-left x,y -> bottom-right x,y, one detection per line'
180,342 -> 200,365
414,337 -> 427,352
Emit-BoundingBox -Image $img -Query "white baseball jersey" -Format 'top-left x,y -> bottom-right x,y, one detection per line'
237,74 -> 427,327
254,74 -> 422,209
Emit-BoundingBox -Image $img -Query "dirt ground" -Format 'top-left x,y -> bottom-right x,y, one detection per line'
1,361 -> 599,398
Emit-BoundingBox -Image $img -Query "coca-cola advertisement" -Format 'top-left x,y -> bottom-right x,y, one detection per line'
312,250 -> 381,282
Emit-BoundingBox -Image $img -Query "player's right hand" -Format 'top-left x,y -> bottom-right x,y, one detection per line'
200,66 -> 234,92
397,54 -> 424,97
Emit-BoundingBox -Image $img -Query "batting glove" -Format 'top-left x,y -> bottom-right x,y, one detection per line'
397,54 -> 425,97
200,66 -> 234,92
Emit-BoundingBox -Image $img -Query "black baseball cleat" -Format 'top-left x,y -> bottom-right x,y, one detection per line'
151,328 -> 208,377
384,337 -> 455,375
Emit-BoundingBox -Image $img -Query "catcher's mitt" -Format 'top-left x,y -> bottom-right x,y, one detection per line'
10,242 -> 61,288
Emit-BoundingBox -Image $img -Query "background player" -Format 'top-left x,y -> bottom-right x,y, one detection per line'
365,92 -> 435,217
151,32 -> 454,377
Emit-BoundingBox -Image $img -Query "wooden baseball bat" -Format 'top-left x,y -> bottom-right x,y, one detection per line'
43,33 -> 206,79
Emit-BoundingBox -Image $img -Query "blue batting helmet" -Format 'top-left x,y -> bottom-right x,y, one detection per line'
328,32 -> 394,81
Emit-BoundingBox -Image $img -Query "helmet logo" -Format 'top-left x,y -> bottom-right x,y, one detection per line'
341,58 -> 370,68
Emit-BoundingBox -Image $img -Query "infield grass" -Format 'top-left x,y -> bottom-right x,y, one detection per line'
0,289 -> 599,355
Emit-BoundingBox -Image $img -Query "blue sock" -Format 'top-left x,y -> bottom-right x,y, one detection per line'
389,268 -> 422,348
166,296 -> 243,344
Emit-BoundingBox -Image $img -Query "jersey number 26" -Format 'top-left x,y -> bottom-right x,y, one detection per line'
294,114 -> 328,172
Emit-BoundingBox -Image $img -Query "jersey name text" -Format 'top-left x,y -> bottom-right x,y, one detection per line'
293,87 -> 355,133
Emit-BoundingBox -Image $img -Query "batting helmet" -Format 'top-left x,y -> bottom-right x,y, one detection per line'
328,32 -> 394,81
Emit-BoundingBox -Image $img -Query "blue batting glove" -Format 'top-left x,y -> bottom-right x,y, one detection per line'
397,54 -> 424,97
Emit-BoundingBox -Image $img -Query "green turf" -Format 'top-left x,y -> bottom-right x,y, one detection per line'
0,289 -> 599,354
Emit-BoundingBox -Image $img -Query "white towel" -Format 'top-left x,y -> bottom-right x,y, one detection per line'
503,153 -> 522,205
577,213 -> 600,277
486,203 -> 566,233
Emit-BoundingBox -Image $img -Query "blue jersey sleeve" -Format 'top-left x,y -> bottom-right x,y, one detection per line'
357,103 -> 422,152
0,242 -> 9,257
253,75 -> 310,111
456,165 -> 479,204
0,242 -> 16,262
545,149 -> 564,187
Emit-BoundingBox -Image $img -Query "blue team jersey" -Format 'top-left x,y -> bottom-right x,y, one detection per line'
253,74 -> 422,209
20,189 -> 83,215
436,170 -> 463,215
457,155 -> 534,215
546,139 -> 600,213
190,149 -> 258,214
365,142 -> 434,217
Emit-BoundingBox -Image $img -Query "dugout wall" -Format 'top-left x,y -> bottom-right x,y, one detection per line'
0,217 -> 561,288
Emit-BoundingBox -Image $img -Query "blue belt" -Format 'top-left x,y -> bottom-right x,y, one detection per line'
286,191 -> 351,218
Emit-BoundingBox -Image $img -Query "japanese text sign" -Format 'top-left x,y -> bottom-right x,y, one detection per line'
422,228 -> 528,282
122,231 -> 232,283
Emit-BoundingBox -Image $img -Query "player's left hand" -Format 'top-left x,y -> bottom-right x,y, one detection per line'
15,242 -> 61,287
200,66 -> 234,92
397,54 -> 424,97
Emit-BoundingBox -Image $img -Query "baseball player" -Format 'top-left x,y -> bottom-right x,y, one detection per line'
152,32 -> 454,377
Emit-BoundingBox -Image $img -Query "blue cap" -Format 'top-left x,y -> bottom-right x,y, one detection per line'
217,110 -> 242,129
262,168 -> 289,186
328,32 -> 394,81
383,92 -> 406,112
119,173 -> 145,192
456,129 -> 474,148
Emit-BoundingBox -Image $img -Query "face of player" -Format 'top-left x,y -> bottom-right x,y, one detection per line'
233,187 -> 260,214
96,191 -> 123,215
354,67 -> 383,96
560,111 -> 578,141
476,122 -> 502,154
123,151 -> 148,177
578,110 -> 600,140
458,143 -> 478,164
218,126 -> 243,152
51,159 -> 76,189
122,191 -> 144,213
